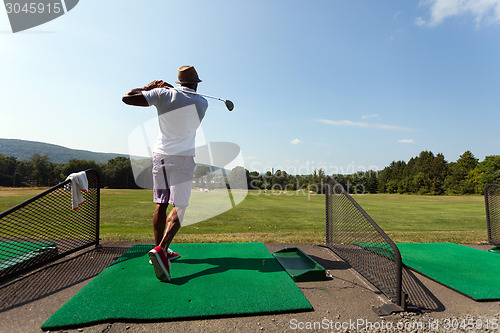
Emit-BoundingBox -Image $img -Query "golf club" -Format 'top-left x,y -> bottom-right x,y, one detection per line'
175,89 -> 234,111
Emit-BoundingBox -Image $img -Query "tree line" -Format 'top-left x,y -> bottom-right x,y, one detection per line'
246,150 -> 500,195
0,153 -> 136,189
1,151 -> 499,195
376,150 -> 500,195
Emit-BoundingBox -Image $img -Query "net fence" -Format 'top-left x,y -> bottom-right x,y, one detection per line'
325,177 -> 403,306
0,169 -> 100,283
485,184 -> 500,245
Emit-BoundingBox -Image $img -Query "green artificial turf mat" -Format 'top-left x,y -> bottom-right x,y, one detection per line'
41,242 -> 312,331
0,241 -> 56,272
397,243 -> 500,300
354,242 -> 396,259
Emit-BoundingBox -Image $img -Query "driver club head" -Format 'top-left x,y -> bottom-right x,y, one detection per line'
224,99 -> 234,111
225,100 -> 234,111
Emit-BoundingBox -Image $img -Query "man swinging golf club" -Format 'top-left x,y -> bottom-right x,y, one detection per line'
122,66 -> 208,282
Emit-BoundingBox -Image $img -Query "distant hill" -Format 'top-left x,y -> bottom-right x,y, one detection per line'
0,138 -> 129,164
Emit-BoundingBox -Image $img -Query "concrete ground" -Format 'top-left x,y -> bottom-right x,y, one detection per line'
0,242 -> 499,333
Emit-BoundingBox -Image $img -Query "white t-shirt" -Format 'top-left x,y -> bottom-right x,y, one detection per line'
142,87 -> 208,156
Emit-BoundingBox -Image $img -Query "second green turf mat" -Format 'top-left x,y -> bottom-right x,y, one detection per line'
41,242 -> 312,331
0,241 -> 57,273
397,243 -> 500,301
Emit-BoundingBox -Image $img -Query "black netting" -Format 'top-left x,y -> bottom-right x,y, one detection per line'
325,177 -> 403,306
0,169 -> 100,283
485,184 -> 500,245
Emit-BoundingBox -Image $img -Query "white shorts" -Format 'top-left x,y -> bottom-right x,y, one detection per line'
152,154 -> 195,207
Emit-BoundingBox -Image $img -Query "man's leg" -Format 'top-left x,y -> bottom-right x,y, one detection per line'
159,206 -> 185,251
149,205 -> 183,283
153,203 -> 168,246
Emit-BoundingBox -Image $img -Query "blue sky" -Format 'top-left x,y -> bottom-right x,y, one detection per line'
1,0 -> 499,174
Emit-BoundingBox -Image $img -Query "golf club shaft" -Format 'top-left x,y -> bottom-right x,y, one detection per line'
169,87 -> 233,111
175,89 -> 225,102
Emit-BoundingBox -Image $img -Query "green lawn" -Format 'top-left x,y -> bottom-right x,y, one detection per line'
0,188 -> 489,244
354,194 -> 487,243
0,188 -> 46,212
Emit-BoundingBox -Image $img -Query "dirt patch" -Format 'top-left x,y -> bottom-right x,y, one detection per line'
387,231 -> 489,244
100,232 -> 325,243
174,232 -> 324,243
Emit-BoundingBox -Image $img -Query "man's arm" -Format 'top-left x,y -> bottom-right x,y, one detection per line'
122,87 -> 149,106
122,80 -> 173,107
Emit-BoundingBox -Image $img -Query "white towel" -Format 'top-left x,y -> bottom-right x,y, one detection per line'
65,171 -> 89,210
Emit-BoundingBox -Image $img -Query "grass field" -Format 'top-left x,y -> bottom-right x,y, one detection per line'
0,188 -> 489,244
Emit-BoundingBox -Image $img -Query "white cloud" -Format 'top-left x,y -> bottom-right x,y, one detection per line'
398,139 -> 417,144
290,138 -> 303,145
414,16 -> 427,27
417,0 -> 500,27
317,119 -> 414,131
361,114 -> 380,119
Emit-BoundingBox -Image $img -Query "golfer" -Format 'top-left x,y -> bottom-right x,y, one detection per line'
122,66 -> 208,282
